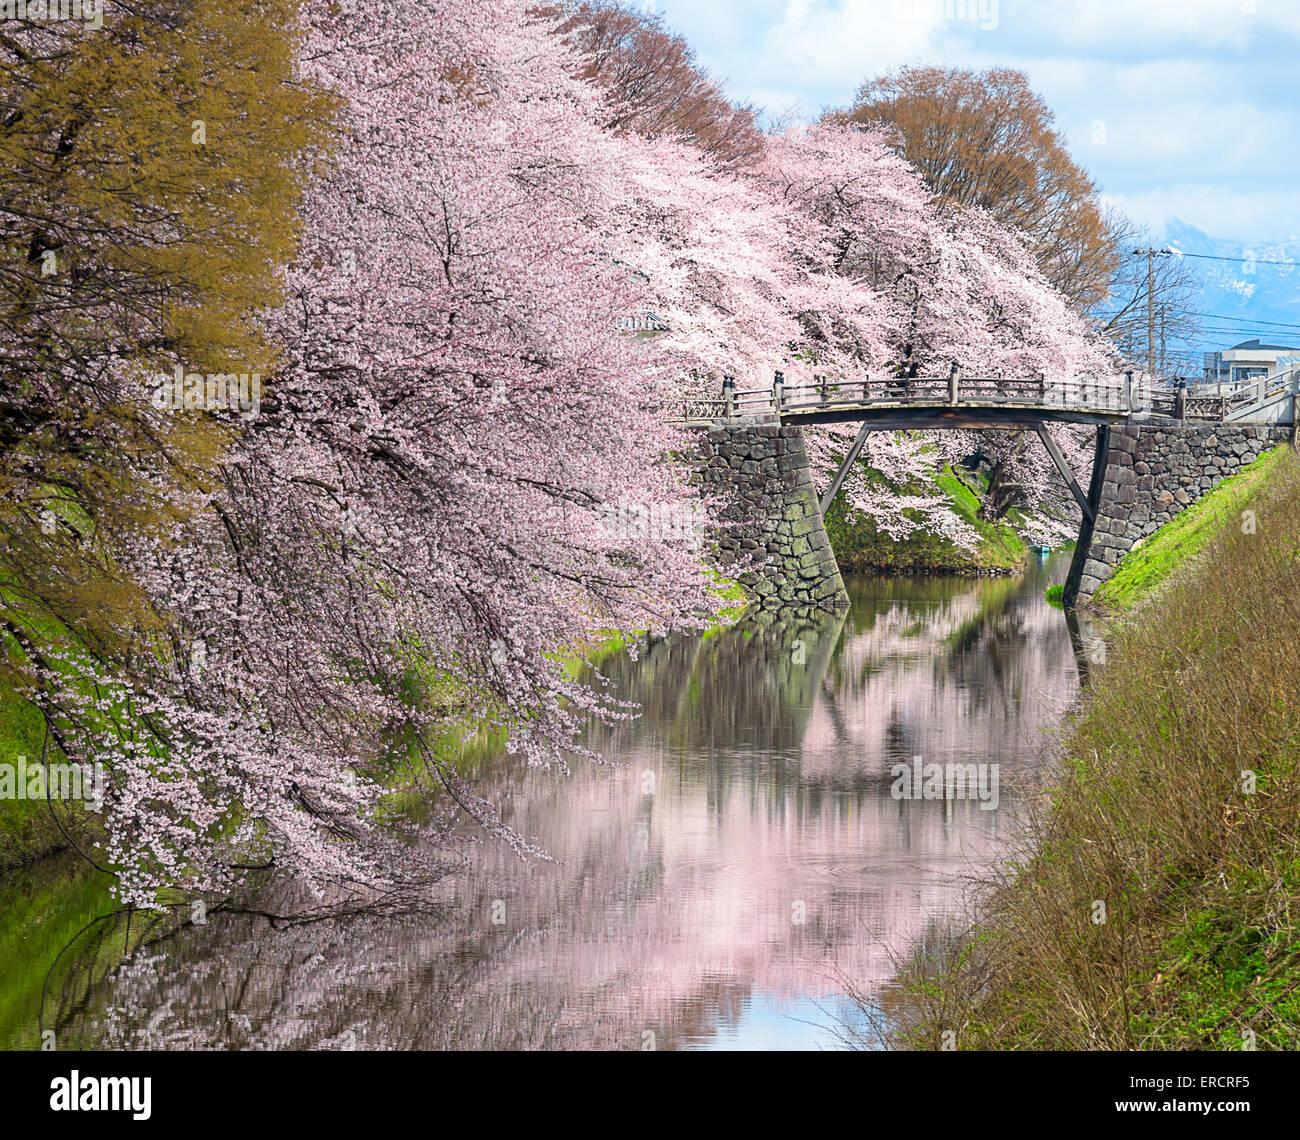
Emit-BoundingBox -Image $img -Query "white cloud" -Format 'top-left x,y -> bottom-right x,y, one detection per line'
662,0 -> 1300,241
1103,185 -> 1300,244
1064,98 -> 1300,172
997,0 -> 1299,55
764,0 -> 945,88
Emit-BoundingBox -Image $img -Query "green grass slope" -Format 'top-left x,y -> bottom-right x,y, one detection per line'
826,465 -> 1029,575
0,682 -> 64,871
1094,445 -> 1286,612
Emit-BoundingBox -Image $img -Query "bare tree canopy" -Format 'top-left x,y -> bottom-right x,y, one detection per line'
552,1 -> 765,166
1099,213 -> 1203,377
835,65 -> 1118,310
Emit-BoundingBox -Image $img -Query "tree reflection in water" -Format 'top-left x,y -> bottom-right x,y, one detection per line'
37,561 -> 1080,1050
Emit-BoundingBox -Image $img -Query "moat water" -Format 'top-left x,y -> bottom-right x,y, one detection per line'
0,558 -> 1082,1050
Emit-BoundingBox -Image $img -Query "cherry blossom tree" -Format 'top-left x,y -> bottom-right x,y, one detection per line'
14,0 -> 724,908
614,121 -> 1116,542
5,1 -> 1118,909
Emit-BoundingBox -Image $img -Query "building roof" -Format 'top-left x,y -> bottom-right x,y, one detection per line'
1228,338 -> 1300,353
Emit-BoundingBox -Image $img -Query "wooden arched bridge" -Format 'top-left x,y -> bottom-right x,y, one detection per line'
677,365 -> 1300,430
680,365 -> 1297,612
676,365 -> 1299,521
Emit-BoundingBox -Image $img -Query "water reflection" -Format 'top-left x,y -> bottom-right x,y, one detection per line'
1066,607 -> 1110,683
14,559 -> 1081,1050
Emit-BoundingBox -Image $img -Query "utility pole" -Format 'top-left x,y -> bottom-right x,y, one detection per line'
1134,247 -> 1173,380
1159,303 -> 1166,380
1145,248 -> 1155,380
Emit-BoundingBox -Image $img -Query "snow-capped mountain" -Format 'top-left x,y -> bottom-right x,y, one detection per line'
1163,219 -> 1300,355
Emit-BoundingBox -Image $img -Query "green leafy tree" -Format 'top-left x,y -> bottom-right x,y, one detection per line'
0,2 -> 332,698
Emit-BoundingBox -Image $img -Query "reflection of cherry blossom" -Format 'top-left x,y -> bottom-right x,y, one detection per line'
56,573 -> 1079,1051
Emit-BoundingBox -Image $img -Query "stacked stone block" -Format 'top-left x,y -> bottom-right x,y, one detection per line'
693,424 -> 849,610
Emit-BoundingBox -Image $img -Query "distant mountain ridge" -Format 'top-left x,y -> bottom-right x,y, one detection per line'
1162,219 -> 1300,355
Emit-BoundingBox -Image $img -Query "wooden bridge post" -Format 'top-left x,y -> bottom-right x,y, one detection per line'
819,423 -> 874,516
862,372 -> 870,403
723,374 -> 736,420
1124,370 -> 1133,413
948,361 -> 960,405
1039,371 -> 1047,405
773,370 -> 784,422
818,373 -> 828,402
1063,425 -> 1112,609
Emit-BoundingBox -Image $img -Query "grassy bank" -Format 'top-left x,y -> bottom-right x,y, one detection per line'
826,465 -> 1030,575
1093,444 -> 1286,612
0,683 -> 65,871
899,443 -> 1300,1050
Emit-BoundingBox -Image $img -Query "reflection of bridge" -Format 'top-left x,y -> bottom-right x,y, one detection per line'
685,368 -> 1296,612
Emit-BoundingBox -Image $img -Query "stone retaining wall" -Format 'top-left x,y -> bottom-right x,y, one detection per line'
1068,423 -> 1292,606
693,424 -> 849,610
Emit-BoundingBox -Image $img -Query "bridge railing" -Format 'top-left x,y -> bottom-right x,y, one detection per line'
675,396 -> 730,420
724,372 -> 1136,419
661,366 -> 1298,425
1142,365 -> 1300,421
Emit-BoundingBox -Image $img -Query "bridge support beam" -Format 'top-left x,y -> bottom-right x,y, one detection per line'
819,423 -> 875,516
1035,423 -> 1095,523
1064,426 -> 1111,608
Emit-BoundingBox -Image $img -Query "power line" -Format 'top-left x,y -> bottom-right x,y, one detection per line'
1093,308 -> 1300,332
1103,251 -> 1300,366
1197,326 -> 1300,335
1186,310 -> 1300,330
1178,251 -> 1298,268
1098,326 -> 1300,345
1132,247 -> 1299,268
1182,345 -> 1294,353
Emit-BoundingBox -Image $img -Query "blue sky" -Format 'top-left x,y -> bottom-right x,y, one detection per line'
650,0 -> 1300,248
